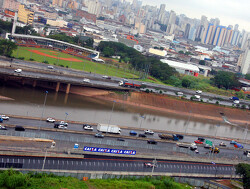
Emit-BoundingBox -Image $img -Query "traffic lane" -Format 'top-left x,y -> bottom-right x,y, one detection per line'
1,126 -> 246,160
0,155 -> 234,175
4,117 -> 250,150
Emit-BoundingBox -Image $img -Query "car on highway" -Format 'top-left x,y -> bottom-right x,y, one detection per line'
117,138 -> 125,141
144,130 -> 154,135
176,134 -> 184,140
15,125 -> 25,131
47,65 -> 54,69
58,121 -> 68,126
210,147 -> 220,153
0,125 -> 7,130
0,117 -> 2,123
102,75 -> 111,79
198,137 -> 205,142
139,134 -> 146,138
204,144 -> 211,149
233,100 -> 240,104
230,140 -> 238,145
144,163 -> 157,168
177,92 -> 184,96
129,131 -> 137,136
14,69 -> 22,73
0,115 -> 9,120
46,118 -> 55,123
147,139 -> 157,144
196,90 -> 202,94
243,150 -> 250,155
54,124 -> 67,129
219,142 -> 227,147
95,133 -> 104,138
190,143 -> 198,150
194,140 -> 203,144
83,125 -> 93,131
83,78 -> 90,83
194,95 -> 201,99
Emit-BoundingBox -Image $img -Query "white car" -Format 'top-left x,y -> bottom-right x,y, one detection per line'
57,125 -> 67,129
194,95 -> 200,99
0,115 -> 9,120
83,125 -> 93,130
144,129 -> 154,135
0,125 -> 7,130
102,75 -> 108,79
177,92 -> 184,96
47,65 -> 54,69
196,90 -> 202,94
59,121 -> 68,126
46,118 -> 55,123
83,78 -> 90,83
233,100 -> 240,104
14,69 -> 22,73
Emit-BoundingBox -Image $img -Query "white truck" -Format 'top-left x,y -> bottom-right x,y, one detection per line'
97,123 -> 121,134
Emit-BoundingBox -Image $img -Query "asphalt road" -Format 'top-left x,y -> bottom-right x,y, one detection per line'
0,155 -> 235,176
1,117 -> 249,161
1,58 -> 249,107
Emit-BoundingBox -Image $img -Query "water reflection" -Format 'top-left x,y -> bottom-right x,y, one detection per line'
0,85 -> 248,139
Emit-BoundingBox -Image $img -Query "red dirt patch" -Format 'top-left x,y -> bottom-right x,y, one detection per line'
28,49 -> 82,62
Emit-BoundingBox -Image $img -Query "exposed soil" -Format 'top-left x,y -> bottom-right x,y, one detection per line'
89,91 -> 250,126
28,50 -> 82,62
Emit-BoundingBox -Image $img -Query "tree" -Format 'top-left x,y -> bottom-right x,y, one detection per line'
235,163 -> 250,189
182,78 -> 191,88
212,71 -> 240,89
199,60 -> 206,65
103,47 -> 114,57
178,50 -> 184,54
245,74 -> 250,80
0,39 -> 17,57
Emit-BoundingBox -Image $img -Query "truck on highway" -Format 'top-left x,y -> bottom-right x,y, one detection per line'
158,134 -> 179,141
97,123 -> 121,134
119,81 -> 141,88
230,96 -> 239,101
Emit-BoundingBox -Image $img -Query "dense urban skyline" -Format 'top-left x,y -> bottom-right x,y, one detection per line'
140,0 -> 249,31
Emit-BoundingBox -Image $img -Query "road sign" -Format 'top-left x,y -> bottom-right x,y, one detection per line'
205,139 -> 213,146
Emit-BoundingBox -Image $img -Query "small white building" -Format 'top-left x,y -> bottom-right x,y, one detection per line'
160,59 -> 199,76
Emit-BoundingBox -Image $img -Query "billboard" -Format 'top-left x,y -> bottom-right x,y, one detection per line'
84,146 -> 136,155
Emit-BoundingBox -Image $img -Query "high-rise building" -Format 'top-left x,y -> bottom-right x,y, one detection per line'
188,26 -> 196,41
88,0 -> 101,16
158,4 -> 165,23
240,39 -> 250,74
184,23 -> 190,39
212,25 -> 227,46
223,26 -> 234,47
3,0 -> 20,11
202,23 -> 215,44
167,10 -> 176,34
52,0 -> 63,7
18,4 -> 34,24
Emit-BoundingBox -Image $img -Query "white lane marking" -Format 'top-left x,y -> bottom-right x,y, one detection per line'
23,159 -> 25,164
53,160 -> 54,165
72,161 -> 73,165
76,161 -> 78,166
81,162 -> 83,166
28,159 -> 30,164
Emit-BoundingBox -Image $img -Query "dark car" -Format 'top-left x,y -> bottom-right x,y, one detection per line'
139,134 -> 146,138
176,134 -> 184,140
198,137 -> 205,142
15,125 -> 25,131
117,138 -> 125,141
147,140 -> 157,144
0,125 -> 7,130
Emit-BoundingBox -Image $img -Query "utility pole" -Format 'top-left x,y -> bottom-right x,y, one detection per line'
151,157 -> 157,176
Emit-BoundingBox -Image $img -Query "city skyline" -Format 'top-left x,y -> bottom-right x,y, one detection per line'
140,0 -> 250,32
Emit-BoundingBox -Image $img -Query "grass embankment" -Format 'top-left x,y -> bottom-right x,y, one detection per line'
0,170 -> 192,189
12,47 -> 140,79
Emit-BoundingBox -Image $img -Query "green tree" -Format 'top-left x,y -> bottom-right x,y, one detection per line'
0,39 -> 17,57
178,50 -> 184,54
212,71 -> 240,89
235,163 -> 250,189
245,74 -> 250,80
182,78 -> 191,88
199,60 -> 206,65
103,47 -> 114,57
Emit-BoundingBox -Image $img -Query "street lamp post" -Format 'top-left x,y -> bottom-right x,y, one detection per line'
107,101 -> 116,132
139,115 -> 145,129
210,124 -> 220,159
151,157 -> 157,176
42,147 -> 48,170
184,110 -> 192,135
40,91 -> 48,130
64,112 -> 68,122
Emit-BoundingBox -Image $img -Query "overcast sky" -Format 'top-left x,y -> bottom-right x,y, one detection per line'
140,0 -> 250,31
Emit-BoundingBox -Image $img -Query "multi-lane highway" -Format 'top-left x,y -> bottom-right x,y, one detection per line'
1,117 -> 249,161
1,58 -> 250,107
0,154 -> 236,176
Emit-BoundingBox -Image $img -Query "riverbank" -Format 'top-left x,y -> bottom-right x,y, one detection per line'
92,91 -> 249,127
